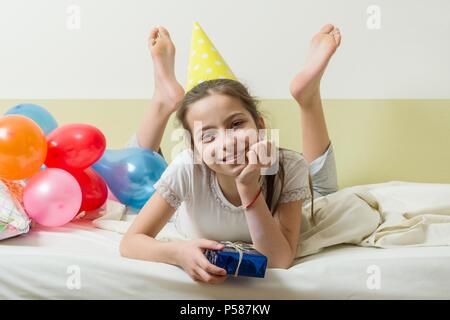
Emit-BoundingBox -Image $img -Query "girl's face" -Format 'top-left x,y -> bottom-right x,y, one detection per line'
185,93 -> 264,177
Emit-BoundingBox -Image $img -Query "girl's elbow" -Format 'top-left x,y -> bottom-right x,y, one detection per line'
119,236 -> 132,258
268,257 -> 294,269
278,261 -> 293,269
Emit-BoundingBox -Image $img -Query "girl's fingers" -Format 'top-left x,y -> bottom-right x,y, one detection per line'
195,267 -> 212,283
243,131 -> 259,154
247,149 -> 259,167
238,134 -> 251,163
196,266 -> 226,284
267,140 -> 273,159
238,149 -> 259,179
198,256 -> 227,276
259,141 -> 270,166
264,140 -> 277,167
196,239 -> 224,250
191,271 -> 202,282
252,140 -> 275,167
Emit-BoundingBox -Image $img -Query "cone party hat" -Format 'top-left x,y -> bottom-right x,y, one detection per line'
186,22 -> 237,92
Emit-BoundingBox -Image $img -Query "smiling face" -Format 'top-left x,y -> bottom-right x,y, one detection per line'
185,93 -> 264,177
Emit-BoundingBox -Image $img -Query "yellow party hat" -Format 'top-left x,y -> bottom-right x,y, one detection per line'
186,22 -> 237,92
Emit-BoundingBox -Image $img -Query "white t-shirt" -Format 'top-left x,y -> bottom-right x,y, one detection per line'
150,146 -> 312,243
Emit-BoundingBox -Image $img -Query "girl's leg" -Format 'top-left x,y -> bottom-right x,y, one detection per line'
136,27 -> 185,153
289,24 -> 341,164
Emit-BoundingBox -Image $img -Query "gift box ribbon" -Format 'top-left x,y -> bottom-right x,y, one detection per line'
220,241 -> 256,277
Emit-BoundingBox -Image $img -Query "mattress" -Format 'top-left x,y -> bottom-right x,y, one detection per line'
1,220 -> 449,299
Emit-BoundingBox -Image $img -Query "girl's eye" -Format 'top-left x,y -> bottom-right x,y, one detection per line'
232,120 -> 244,128
202,133 -> 215,143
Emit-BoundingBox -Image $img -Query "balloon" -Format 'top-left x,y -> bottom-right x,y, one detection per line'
23,168 -> 82,227
23,164 -> 46,184
0,115 -> 47,180
107,186 -> 119,202
5,103 -> 58,135
45,124 -> 106,170
92,148 -> 168,211
69,168 -> 108,212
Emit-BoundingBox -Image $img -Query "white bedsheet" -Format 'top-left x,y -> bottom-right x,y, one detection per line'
1,219 -> 450,299
2,180 -> 450,299
93,181 -> 450,257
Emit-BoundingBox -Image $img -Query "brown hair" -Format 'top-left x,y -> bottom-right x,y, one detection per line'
175,79 -> 314,217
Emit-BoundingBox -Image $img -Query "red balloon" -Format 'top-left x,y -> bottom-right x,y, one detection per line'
70,168 -> 108,212
45,124 -> 106,170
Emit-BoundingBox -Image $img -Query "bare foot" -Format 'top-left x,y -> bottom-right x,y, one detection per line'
290,24 -> 341,107
149,26 -> 185,113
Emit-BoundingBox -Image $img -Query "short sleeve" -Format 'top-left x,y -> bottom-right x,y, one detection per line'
125,133 -> 141,148
278,150 -> 312,204
153,150 -> 194,209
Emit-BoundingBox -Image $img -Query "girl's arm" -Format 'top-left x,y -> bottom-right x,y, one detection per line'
238,183 -> 302,269
235,140 -> 304,269
119,192 -> 179,265
120,192 -> 229,284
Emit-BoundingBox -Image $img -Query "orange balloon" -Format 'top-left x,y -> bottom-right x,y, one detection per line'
0,115 -> 47,180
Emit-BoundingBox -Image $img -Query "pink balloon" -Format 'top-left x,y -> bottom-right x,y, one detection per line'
23,168 -> 82,227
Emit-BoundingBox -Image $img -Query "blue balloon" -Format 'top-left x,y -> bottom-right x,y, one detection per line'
92,147 -> 168,211
5,103 -> 58,135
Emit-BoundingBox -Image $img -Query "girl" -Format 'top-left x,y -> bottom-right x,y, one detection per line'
120,25 -> 340,284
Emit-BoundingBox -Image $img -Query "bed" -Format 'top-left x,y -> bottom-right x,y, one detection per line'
1,99 -> 449,299
1,214 -> 449,299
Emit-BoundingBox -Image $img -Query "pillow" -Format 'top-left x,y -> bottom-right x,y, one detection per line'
0,179 -> 31,240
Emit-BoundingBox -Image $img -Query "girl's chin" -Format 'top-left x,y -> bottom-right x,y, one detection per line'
221,163 -> 246,175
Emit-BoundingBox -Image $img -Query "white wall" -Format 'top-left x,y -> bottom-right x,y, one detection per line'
0,0 -> 449,99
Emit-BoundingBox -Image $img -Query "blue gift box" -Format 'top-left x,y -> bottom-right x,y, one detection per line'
204,241 -> 267,278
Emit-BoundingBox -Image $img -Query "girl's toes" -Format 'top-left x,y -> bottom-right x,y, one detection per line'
149,27 -> 159,46
158,26 -> 171,38
320,23 -> 334,34
331,27 -> 341,46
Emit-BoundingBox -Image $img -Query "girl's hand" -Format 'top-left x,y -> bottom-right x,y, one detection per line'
175,239 -> 228,284
235,139 -> 275,190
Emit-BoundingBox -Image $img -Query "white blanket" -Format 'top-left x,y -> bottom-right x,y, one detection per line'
92,181 -> 450,258
298,181 -> 450,257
